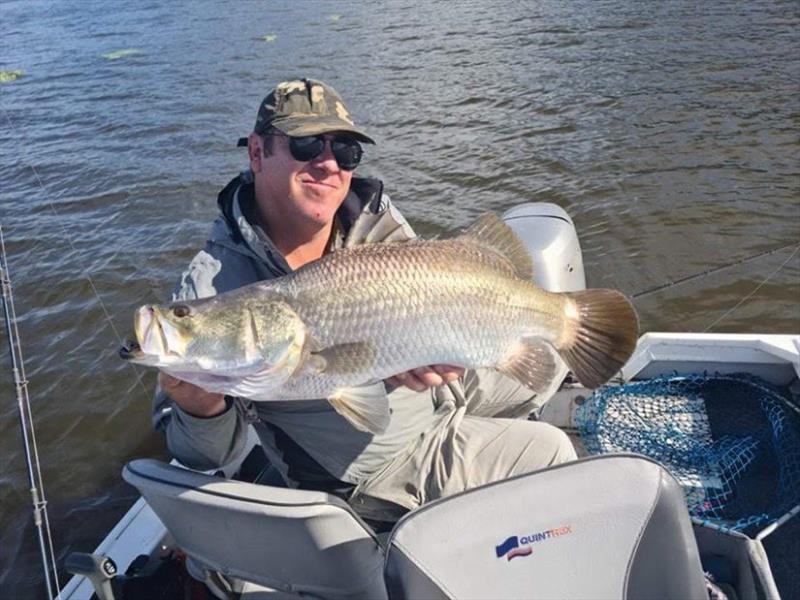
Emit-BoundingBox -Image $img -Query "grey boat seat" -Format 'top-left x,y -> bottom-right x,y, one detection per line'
384,454 -> 709,600
122,459 -> 387,600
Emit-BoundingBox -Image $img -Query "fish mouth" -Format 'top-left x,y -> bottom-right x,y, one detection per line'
124,305 -> 184,365
119,338 -> 143,360
119,336 -> 162,366
135,306 -> 167,355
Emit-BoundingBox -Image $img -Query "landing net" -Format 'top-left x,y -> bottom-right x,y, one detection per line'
574,373 -> 800,536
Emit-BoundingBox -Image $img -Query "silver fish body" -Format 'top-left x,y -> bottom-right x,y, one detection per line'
124,214 -> 638,433
274,239 -> 562,397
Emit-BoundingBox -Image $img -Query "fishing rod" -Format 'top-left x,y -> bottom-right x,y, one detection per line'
0,106 -> 152,599
0,225 -> 60,600
631,240 -> 800,300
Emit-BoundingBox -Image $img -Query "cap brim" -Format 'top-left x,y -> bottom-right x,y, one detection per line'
237,137 -> 248,147
272,116 -> 375,144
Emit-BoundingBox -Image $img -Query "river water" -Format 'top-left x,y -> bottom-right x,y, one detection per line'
1,0 -> 798,596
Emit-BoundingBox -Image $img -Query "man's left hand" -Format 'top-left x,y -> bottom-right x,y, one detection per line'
386,365 -> 464,392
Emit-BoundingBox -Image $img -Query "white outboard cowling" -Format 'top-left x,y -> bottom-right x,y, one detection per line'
502,203 -> 586,293
500,203 -> 586,408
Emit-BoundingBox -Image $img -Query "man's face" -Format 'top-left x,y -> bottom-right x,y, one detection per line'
249,132 -> 353,228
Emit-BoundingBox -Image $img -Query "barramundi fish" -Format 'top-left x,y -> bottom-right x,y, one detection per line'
121,213 -> 638,434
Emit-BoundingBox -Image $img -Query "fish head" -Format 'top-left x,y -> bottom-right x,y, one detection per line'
123,294 -> 308,380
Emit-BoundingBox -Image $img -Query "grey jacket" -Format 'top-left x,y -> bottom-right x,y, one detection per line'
152,172 -> 438,491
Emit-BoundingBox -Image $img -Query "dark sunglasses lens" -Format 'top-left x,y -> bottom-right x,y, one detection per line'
288,136 -> 325,162
332,139 -> 362,171
288,135 -> 362,170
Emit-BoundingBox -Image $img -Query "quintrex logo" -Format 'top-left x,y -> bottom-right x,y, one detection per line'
494,525 -> 573,561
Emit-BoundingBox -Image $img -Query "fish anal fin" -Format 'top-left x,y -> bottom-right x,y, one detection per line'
312,341 -> 377,375
497,339 -> 559,394
558,289 -> 639,388
328,383 -> 390,434
460,213 -> 533,280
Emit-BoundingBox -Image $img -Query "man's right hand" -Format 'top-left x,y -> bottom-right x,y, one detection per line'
386,365 -> 464,392
158,372 -> 228,418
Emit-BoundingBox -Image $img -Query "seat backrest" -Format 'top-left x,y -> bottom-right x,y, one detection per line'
384,454 -> 708,600
122,459 -> 386,599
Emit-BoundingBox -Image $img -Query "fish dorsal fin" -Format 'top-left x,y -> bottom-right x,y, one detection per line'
460,213 -> 533,280
344,206 -> 416,248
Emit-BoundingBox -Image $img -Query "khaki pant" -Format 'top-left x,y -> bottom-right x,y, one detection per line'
350,369 -> 577,522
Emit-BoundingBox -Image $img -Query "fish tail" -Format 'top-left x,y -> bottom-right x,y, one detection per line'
558,289 -> 639,388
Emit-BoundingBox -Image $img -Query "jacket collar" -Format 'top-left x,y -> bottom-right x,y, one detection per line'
214,170 -> 385,264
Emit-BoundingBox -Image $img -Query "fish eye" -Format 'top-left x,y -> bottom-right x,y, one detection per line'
171,305 -> 191,318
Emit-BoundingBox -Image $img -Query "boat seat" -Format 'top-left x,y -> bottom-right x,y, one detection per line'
122,459 -> 387,600
384,454 -> 708,600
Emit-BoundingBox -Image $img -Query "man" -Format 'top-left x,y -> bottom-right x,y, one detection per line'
153,78 -> 576,523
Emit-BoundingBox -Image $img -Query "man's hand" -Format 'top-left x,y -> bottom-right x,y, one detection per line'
386,365 -> 464,392
158,372 -> 228,418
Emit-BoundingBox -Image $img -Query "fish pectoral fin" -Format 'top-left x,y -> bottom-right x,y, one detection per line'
497,339 -> 559,394
311,341 -> 377,375
460,213 -> 534,280
328,383 -> 391,434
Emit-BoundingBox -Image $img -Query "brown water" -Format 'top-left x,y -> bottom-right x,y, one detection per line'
1,0 -> 798,596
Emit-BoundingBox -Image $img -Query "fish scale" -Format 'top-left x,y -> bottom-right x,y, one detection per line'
126,213 -> 639,434
274,238 -> 557,397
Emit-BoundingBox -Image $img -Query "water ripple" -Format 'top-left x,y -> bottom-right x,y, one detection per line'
2,0 -> 799,596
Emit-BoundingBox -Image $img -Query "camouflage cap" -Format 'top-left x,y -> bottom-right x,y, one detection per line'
237,78 -> 375,147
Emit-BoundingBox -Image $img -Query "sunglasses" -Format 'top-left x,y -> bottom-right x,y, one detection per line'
267,133 -> 363,171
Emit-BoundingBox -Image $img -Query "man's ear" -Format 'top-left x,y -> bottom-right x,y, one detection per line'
248,133 -> 263,173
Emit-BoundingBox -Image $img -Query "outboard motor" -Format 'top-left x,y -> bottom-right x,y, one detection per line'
502,203 -> 586,292
501,203 -> 587,408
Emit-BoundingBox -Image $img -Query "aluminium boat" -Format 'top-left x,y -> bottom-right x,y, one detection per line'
59,204 -> 800,600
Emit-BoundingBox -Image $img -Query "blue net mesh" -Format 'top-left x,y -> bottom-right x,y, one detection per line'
574,373 -> 800,536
